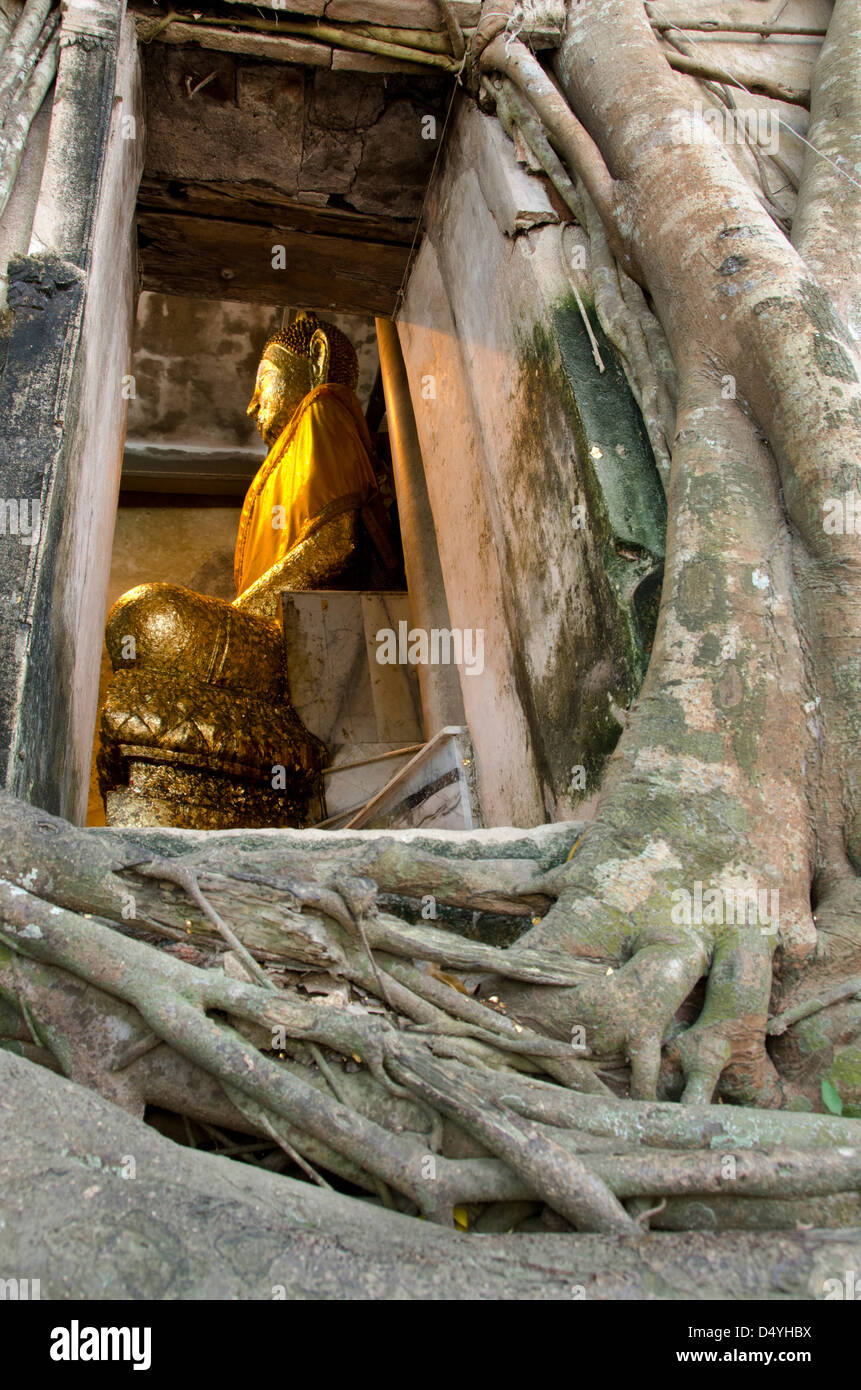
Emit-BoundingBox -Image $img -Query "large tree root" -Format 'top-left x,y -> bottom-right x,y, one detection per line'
1,793 -> 859,1236
5,1048 -> 860,1299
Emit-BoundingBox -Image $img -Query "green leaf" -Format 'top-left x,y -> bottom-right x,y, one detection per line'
821,1077 -> 844,1116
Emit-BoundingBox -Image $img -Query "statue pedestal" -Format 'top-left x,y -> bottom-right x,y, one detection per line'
98,665 -> 324,831
281,589 -> 424,825
281,590 -> 423,748
105,757 -> 323,830
281,591 -> 483,831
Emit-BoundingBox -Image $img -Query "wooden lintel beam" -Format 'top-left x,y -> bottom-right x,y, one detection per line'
201,0 -> 483,27
130,2 -> 564,62
136,178 -> 415,246
137,209 -> 409,316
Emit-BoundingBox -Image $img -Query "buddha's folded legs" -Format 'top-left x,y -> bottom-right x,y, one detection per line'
99,582 -> 325,829
106,582 -> 285,695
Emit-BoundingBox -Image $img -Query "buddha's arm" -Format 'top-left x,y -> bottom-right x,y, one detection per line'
232,509 -> 358,620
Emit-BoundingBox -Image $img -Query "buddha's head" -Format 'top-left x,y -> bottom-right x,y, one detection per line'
247,310 -> 360,447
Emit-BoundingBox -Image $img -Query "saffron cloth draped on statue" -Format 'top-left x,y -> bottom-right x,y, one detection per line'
234,382 -> 379,596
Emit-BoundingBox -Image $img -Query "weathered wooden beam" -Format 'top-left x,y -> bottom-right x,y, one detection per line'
133,9 -> 459,70
137,177 -> 414,244
138,19 -> 333,66
152,0 -> 484,25
220,0 -> 326,15
330,48 -> 434,73
132,2 -> 566,66
324,0 -> 480,25
137,209 -> 409,316
138,11 -> 455,53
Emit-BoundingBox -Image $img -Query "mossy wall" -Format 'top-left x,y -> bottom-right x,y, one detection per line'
399,103 -> 666,824
0,3 -> 143,823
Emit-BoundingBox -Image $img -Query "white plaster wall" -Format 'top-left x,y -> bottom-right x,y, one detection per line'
398,238 -> 545,826
52,13 -> 144,822
430,131 -> 597,799
400,105 -> 622,825
400,102 -> 676,826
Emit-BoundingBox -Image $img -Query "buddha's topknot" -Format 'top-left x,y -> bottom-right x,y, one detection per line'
262,311 -> 359,391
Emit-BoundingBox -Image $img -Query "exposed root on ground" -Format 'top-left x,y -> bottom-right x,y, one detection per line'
0,794 -> 858,1236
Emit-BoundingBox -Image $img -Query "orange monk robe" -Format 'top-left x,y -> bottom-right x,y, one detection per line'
234,383 -> 379,595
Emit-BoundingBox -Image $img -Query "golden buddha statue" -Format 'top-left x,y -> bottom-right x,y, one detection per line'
236,311 -> 382,616
98,312 -> 390,829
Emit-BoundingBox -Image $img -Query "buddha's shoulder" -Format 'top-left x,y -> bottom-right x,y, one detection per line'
303,383 -> 359,416
299,384 -> 367,436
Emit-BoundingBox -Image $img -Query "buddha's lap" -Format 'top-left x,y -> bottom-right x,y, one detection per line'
105,582 -> 284,695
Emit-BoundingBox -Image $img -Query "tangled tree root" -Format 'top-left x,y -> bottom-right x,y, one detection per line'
0,794 -> 859,1237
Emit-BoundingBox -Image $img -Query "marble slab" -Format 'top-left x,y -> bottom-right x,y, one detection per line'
346,726 -> 483,831
322,741 -> 422,819
281,591 -> 424,749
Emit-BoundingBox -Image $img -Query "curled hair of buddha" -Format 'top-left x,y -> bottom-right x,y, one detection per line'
262,311 -> 360,391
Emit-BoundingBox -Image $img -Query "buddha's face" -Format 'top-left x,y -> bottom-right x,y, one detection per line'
247,353 -> 310,447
